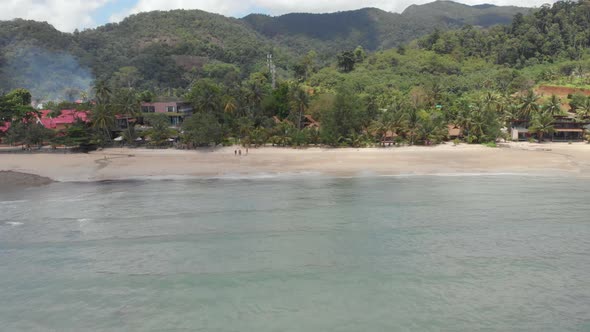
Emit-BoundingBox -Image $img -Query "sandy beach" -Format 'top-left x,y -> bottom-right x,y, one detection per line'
1,142 -> 590,182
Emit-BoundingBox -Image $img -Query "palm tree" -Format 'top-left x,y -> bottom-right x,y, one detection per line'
223,97 -> 237,114
113,88 -> 139,144
518,89 -> 540,120
471,103 -> 489,139
528,111 -> 555,142
455,109 -> 473,139
501,103 -> 520,127
91,104 -> 115,142
544,94 -> 563,116
274,121 -> 294,147
575,97 -> 590,120
368,119 -> 388,146
481,91 -> 499,113
245,81 -> 265,114
290,86 -> 310,130
406,108 -> 421,145
93,80 -> 112,105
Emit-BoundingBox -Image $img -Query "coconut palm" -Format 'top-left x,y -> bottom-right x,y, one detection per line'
575,97 -> 590,120
290,86 -> 310,130
113,88 -> 140,144
544,94 -> 563,116
368,119 -> 388,146
223,97 -> 238,114
405,108 -> 421,145
518,89 -> 540,120
501,103 -> 520,127
93,80 -> 112,105
528,111 -> 555,142
91,104 -> 115,142
481,91 -> 499,113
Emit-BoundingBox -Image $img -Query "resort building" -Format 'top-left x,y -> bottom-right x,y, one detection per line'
510,114 -> 588,142
140,100 -> 193,127
37,110 -> 89,131
0,110 -> 89,134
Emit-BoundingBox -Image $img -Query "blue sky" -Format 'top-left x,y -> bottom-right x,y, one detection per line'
1,0 -> 556,32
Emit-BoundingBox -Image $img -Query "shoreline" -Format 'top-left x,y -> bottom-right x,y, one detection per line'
1,143 -> 590,183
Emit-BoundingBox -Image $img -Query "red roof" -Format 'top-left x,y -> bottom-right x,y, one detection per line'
38,110 -> 89,129
0,122 -> 10,133
1,109 -> 89,133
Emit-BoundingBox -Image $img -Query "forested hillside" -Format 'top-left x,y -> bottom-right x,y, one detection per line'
0,1 -> 530,99
2,0 -> 590,149
243,1 -> 530,56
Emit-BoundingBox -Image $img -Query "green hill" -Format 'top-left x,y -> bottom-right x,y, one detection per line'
0,1 -> 531,99
243,1 -> 531,55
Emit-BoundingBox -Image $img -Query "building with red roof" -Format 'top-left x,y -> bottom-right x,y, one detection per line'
0,110 -> 89,134
0,122 -> 10,134
37,110 -> 89,131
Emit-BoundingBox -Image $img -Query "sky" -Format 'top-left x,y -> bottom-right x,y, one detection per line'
1,0 -> 556,32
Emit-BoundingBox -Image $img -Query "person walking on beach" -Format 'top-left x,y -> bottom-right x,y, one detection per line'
239,149 -> 242,156
234,149 -> 237,156
246,147 -> 249,155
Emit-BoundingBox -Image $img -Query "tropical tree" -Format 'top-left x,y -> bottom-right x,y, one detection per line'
91,104 -> 115,143
528,111 -> 555,142
337,51 -> 356,72
112,88 -> 140,143
406,107 -> 421,145
182,112 -> 223,147
290,85 -> 310,130
518,89 -> 540,119
223,96 -> 238,114
93,80 -> 112,105
144,113 -> 174,146
575,97 -> 590,119
5,121 -> 53,148
544,94 -> 563,116
0,89 -> 37,123
368,118 -> 388,146
417,110 -> 447,145
186,79 -> 223,115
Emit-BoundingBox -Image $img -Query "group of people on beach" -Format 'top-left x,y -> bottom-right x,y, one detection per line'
234,148 -> 248,156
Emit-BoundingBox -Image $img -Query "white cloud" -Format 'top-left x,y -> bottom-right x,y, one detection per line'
0,0 -> 111,32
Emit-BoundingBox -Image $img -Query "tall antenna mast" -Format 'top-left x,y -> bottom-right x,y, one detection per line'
267,53 -> 276,90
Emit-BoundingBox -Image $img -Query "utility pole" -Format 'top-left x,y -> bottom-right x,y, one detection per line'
267,53 -> 276,90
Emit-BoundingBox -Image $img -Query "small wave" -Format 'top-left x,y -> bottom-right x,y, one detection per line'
377,172 -> 557,178
5,221 -> 23,226
60,172 -> 325,183
0,200 -> 29,205
77,218 -> 92,222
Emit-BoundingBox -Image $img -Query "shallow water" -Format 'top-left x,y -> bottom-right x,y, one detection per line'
1,175 -> 590,331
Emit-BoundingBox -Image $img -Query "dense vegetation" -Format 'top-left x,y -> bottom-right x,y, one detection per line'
245,1 -> 529,57
0,1 -> 530,99
1,0 -> 590,150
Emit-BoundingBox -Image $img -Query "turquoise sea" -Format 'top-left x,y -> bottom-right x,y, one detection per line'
1,175 -> 590,331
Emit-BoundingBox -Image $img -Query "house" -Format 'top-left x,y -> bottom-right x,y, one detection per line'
447,124 -> 462,139
301,115 -> 320,129
140,100 -> 193,127
510,114 -> 588,141
0,122 -> 10,135
273,115 -> 319,129
0,110 -> 89,134
37,110 -> 89,131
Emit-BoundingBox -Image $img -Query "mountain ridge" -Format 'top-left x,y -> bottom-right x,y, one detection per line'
0,1 -> 532,98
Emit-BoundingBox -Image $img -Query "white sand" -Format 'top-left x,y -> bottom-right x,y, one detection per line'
1,143 -> 590,182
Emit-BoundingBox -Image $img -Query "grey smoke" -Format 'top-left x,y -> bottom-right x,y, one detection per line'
0,46 -> 93,102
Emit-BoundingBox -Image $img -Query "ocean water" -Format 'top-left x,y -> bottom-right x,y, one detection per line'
1,175 -> 590,331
